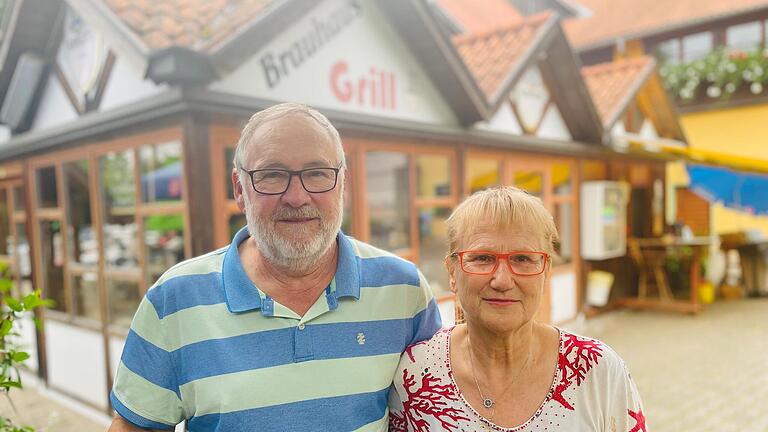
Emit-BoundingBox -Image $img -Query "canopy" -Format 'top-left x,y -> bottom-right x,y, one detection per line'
687,164 -> 768,215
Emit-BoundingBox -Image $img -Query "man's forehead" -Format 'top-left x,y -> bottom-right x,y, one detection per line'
242,114 -> 339,166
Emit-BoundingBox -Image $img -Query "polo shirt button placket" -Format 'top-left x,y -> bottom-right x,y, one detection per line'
298,323 -> 305,330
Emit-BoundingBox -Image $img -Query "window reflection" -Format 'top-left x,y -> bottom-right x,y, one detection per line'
140,141 -> 183,203
416,155 -> 450,198
727,22 -> 762,51
366,152 -> 410,251
108,279 -> 140,328
37,166 -> 58,208
515,170 -> 543,198
682,32 -> 712,62
100,151 -> 138,269
466,158 -> 499,194
144,215 -> 185,287
419,207 -> 451,295
64,160 -> 96,265
553,164 -> 572,196
553,202 -> 573,265
40,220 -> 65,312
72,273 -> 100,321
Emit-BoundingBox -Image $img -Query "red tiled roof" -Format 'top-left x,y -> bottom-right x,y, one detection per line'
581,56 -> 655,126
436,0 -> 521,33
104,0 -> 277,51
565,0 -> 768,48
453,12 -> 551,100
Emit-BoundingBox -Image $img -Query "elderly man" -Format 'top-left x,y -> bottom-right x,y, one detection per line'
108,103 -> 442,431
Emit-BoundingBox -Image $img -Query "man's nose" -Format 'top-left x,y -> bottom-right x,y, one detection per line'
280,174 -> 312,207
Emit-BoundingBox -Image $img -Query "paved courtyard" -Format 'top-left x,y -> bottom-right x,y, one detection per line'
570,298 -> 768,432
1,298 -> 766,431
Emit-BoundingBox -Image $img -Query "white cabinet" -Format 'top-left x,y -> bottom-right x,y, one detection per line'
580,181 -> 628,260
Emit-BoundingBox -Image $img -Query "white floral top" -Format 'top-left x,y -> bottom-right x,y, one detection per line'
388,327 -> 647,432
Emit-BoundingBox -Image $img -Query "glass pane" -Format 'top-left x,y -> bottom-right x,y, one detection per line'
64,160 -> 96,265
108,279 -> 140,327
342,153 -> 352,235
229,213 -> 246,240
366,152 -> 411,251
514,170 -> 543,198
419,207 -> 451,296
39,220 -> 65,312
144,214 -> 186,287
13,186 -> 24,212
226,147 -> 236,200
465,158 -> 499,195
553,202 -> 573,265
100,151 -> 138,269
72,272 -> 100,321
553,164 -> 572,196
656,39 -> 680,65
682,32 -> 712,62
140,141 -> 183,203
0,189 -> 8,255
36,166 -> 58,208
416,155 -> 450,198
727,21 -> 761,51
14,222 -> 31,287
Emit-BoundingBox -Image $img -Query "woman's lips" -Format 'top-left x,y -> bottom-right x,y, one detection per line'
483,298 -> 520,306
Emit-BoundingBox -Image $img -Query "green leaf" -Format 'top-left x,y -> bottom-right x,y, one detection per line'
0,320 -> 11,337
10,353 -> 28,363
21,294 -> 40,310
4,298 -> 21,313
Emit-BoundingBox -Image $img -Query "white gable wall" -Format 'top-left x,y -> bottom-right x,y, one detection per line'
99,57 -> 167,112
211,0 -> 458,125
31,74 -> 80,131
472,65 -> 571,141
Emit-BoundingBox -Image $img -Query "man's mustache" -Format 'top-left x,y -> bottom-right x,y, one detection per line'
271,206 -> 322,221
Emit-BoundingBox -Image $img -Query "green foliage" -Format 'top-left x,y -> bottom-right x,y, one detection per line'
660,46 -> 768,100
0,263 -> 52,432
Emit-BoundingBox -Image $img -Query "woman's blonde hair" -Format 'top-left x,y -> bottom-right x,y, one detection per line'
446,186 -> 559,256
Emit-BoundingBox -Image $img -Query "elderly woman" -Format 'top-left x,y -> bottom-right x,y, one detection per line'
389,187 -> 646,431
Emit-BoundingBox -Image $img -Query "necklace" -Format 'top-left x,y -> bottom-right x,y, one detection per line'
466,332 -> 532,418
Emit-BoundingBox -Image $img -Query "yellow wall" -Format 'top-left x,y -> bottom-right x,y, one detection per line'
680,103 -> 768,159
670,104 -> 768,236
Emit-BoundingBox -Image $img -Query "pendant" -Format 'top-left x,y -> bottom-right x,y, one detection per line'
483,398 -> 494,409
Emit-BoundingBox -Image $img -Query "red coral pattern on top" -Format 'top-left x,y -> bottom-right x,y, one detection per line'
550,332 -> 604,410
628,408 -> 647,432
389,369 -> 470,432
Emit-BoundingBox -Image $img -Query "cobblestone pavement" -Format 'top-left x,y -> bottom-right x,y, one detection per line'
568,298 -> 768,432
2,298 -> 766,431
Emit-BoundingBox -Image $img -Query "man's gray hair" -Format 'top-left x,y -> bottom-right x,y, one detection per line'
233,102 -> 345,169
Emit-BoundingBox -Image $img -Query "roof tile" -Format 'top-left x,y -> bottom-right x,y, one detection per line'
104,0 -> 277,51
437,0 -> 522,32
581,56 -> 655,126
453,12 -> 551,99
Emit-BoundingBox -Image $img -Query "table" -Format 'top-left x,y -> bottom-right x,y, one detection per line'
620,236 -> 713,314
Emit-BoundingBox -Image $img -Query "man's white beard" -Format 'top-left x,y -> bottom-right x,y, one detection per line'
243,192 -> 343,275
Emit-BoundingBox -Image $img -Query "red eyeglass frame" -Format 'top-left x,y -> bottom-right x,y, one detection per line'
450,250 -> 549,276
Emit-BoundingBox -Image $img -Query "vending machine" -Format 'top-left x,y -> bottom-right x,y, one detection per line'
580,181 -> 628,260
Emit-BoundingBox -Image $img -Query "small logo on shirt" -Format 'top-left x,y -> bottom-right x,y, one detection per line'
357,332 -> 366,345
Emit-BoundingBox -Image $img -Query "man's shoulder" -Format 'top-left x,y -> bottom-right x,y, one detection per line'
345,236 -> 422,286
150,246 -> 228,291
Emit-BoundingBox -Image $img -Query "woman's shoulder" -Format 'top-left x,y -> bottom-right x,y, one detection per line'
557,329 -> 629,378
401,326 -> 452,365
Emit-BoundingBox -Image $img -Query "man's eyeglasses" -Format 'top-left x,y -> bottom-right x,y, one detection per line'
239,164 -> 342,195
450,250 -> 549,276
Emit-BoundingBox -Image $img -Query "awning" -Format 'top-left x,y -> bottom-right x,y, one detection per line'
687,164 -> 768,215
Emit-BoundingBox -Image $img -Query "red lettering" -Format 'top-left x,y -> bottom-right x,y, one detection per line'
330,60 -> 397,111
330,61 -> 352,102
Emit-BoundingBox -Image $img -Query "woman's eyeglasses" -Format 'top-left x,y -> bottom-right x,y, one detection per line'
450,250 -> 549,276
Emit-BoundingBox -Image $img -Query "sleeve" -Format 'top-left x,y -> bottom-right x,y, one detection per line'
409,270 -> 443,346
387,357 -> 410,432
609,359 -> 648,432
110,296 -> 185,430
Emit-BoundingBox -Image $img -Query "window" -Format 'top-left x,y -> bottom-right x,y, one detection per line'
682,32 -> 713,62
36,166 -> 58,208
416,155 -> 451,199
727,21 -> 762,51
515,170 -> 544,198
465,158 -> 500,194
418,207 -> 451,295
656,39 -> 681,65
366,152 -> 411,252
140,142 -> 183,203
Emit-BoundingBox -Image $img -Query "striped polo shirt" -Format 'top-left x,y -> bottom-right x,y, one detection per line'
110,227 -> 442,431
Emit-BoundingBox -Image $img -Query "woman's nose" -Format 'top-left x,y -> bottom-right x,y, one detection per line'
489,261 -> 516,290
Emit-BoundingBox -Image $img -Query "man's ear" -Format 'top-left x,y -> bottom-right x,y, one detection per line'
232,168 -> 246,212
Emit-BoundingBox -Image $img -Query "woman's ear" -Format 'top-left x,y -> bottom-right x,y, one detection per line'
445,256 -> 458,294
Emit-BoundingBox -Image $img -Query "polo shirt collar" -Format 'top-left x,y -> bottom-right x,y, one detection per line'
222,227 -> 361,314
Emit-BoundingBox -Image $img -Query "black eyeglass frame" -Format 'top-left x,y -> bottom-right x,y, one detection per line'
238,164 -> 343,195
